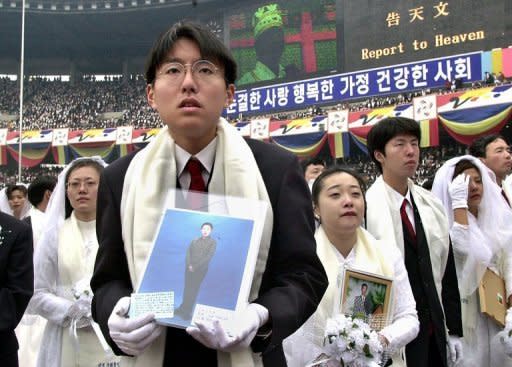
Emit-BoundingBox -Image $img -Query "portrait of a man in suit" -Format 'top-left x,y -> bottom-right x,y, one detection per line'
175,222 -> 217,320
352,283 -> 372,317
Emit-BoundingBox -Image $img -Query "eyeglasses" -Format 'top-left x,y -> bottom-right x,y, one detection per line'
66,180 -> 98,191
157,60 -> 221,84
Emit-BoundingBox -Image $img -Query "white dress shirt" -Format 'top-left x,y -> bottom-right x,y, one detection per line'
384,182 -> 416,232
175,137 -> 217,192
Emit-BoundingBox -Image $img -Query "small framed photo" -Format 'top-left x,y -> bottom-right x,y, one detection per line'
339,268 -> 393,330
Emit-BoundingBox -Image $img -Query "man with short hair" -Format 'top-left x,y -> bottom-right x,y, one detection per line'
175,222 -> 217,320
301,157 -> 326,190
469,134 -> 512,202
24,175 -> 57,244
352,283 -> 372,317
91,21 -> 327,367
365,117 -> 463,367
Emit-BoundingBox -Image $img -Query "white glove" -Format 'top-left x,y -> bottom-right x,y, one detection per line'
108,296 -> 164,356
447,335 -> 463,364
186,303 -> 269,352
449,174 -> 469,209
65,297 -> 92,328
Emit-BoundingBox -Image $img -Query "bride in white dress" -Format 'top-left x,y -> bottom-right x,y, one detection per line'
432,155 -> 512,367
284,166 -> 419,367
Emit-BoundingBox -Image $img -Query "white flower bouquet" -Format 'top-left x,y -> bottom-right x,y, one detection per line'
308,314 -> 384,367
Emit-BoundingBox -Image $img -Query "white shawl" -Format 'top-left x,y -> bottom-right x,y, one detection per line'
30,157 -> 109,367
366,177 -> 451,333
120,118 -> 273,367
284,226 -> 397,367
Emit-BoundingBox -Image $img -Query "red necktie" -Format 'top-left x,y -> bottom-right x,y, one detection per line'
400,199 -> 416,243
185,158 -> 206,210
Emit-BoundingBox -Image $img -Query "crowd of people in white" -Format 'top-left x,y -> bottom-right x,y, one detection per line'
1,20 -> 512,367
3,123 -> 512,367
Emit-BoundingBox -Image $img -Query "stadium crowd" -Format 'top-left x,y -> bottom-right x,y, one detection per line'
0,72 -> 492,192
1,73 -> 509,132
0,77 -> 162,131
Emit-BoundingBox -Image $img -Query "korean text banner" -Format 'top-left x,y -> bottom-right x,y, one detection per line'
227,52 -> 481,116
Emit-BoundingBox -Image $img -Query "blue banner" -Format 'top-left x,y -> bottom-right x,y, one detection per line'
227,52 -> 482,116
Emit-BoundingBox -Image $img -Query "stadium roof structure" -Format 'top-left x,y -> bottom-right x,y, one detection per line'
0,0 -> 239,75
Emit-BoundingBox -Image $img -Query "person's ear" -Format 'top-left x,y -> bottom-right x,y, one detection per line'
225,84 -> 235,108
374,150 -> 385,164
313,205 -> 320,222
147,84 -> 157,109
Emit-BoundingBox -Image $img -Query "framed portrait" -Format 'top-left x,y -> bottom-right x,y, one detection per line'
338,268 -> 393,331
129,189 -> 269,329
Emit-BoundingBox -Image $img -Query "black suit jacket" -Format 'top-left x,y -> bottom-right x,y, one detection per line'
403,197 -> 462,367
0,212 -> 34,364
91,138 -> 328,366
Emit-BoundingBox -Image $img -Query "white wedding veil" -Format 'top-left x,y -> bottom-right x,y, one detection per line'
38,156 -> 107,245
432,154 -> 512,296
30,156 -> 107,367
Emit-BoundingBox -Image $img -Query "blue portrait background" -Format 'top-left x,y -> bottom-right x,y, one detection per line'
138,209 -> 255,317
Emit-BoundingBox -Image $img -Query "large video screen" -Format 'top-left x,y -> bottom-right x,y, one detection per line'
342,0 -> 510,72
228,0 -> 337,87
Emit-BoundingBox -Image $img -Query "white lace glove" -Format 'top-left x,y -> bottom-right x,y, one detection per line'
108,296 -> 164,356
447,335 -> 463,364
186,303 -> 269,352
449,174 -> 469,209
500,308 -> 512,357
65,297 -> 92,328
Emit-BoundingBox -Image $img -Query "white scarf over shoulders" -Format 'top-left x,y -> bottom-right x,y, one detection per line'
30,157 -> 108,367
366,177 -> 451,334
284,226 -> 418,367
120,118 -> 273,367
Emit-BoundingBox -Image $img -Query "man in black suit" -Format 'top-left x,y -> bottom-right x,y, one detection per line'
175,222 -> 217,320
365,117 -> 463,367
352,283 -> 372,317
0,212 -> 33,367
91,21 -> 327,366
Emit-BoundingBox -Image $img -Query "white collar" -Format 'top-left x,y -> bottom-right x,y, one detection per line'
383,180 -> 413,210
332,242 -> 356,265
175,137 -> 217,176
